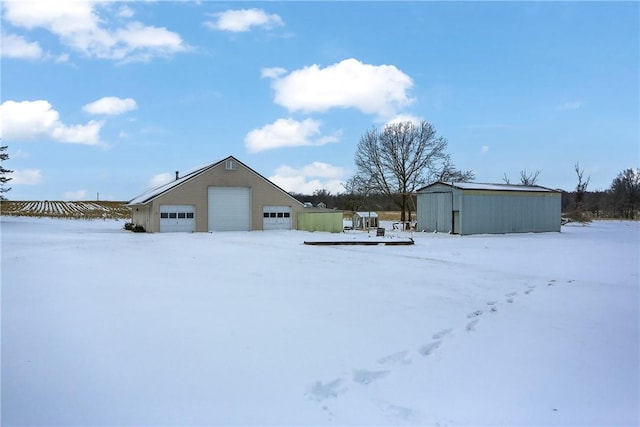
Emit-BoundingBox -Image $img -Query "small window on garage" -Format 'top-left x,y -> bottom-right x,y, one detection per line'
169,213 -> 177,219
277,212 -> 284,218
270,212 -> 277,218
160,212 -> 169,219
263,212 -> 269,218
284,212 -> 290,218
178,212 -> 186,219
186,212 -> 194,219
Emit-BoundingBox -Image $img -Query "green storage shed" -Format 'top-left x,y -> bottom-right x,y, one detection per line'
297,208 -> 344,233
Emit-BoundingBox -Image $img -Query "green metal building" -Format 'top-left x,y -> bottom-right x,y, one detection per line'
297,208 -> 344,233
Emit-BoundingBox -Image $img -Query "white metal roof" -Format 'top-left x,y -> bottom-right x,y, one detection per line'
417,182 -> 558,193
127,162 -> 214,205
354,211 -> 379,217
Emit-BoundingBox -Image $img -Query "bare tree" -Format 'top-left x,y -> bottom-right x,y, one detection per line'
503,169 -> 541,185
519,169 -> 541,185
610,168 -> 640,219
353,120 -> 451,222
437,158 -> 475,183
563,162 -> 592,223
343,173 -> 375,212
0,145 -> 12,201
574,162 -> 590,211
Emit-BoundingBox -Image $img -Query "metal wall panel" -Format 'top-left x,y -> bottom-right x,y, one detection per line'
297,211 -> 343,233
460,192 -> 560,235
416,191 -> 452,232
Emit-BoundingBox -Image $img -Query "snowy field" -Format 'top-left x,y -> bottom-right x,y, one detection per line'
2,216 -> 639,426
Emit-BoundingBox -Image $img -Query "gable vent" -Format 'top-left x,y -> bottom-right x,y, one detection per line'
225,159 -> 237,171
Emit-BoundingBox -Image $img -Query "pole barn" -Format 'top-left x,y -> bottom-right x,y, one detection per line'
416,182 -> 561,235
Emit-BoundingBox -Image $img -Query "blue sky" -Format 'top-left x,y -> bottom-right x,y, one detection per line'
1,1 -> 638,201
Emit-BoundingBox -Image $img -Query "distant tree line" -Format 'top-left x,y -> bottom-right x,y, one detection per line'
560,168 -> 640,219
291,189 -> 408,212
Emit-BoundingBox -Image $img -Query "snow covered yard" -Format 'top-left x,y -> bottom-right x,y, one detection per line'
1,217 -> 638,426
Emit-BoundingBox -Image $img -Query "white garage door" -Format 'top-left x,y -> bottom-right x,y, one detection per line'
263,206 -> 292,230
160,205 -> 195,232
208,187 -> 251,231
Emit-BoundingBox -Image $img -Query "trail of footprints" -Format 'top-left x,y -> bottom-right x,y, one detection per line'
307,278 -> 573,409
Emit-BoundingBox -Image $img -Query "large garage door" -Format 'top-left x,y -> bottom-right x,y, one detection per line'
208,187 -> 251,231
263,206 -> 292,230
160,205 -> 195,232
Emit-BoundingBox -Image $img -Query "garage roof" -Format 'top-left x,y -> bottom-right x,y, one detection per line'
128,163 -> 212,205
127,156 -> 304,206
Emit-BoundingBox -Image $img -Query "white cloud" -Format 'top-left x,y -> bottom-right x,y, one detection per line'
149,172 -> 174,188
0,100 -> 103,145
11,149 -> 30,159
51,120 -> 103,145
11,169 -> 42,185
117,5 -> 135,19
261,67 -> 287,79
269,162 -> 346,195
204,8 -> 284,32
384,114 -> 423,127
83,97 -> 137,115
114,22 -> 187,62
0,33 -> 43,59
245,118 -> 339,153
481,145 -> 490,154
54,53 -> 70,63
63,190 -> 87,200
2,0 -> 188,63
266,58 -> 414,119
555,101 -> 582,111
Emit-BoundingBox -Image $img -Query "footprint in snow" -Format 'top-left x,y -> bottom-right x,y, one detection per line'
307,378 -> 344,401
419,340 -> 441,356
485,301 -> 498,312
352,369 -> 390,385
372,398 -> 417,422
378,350 -> 411,366
467,310 -> 483,318
466,319 -> 480,332
432,328 -> 453,340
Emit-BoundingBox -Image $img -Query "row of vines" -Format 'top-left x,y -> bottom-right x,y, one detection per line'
0,201 -> 132,220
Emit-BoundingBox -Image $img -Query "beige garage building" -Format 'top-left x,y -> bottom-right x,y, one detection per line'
128,156 -> 307,232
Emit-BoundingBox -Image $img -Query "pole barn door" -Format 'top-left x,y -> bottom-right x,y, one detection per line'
208,187 -> 251,231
